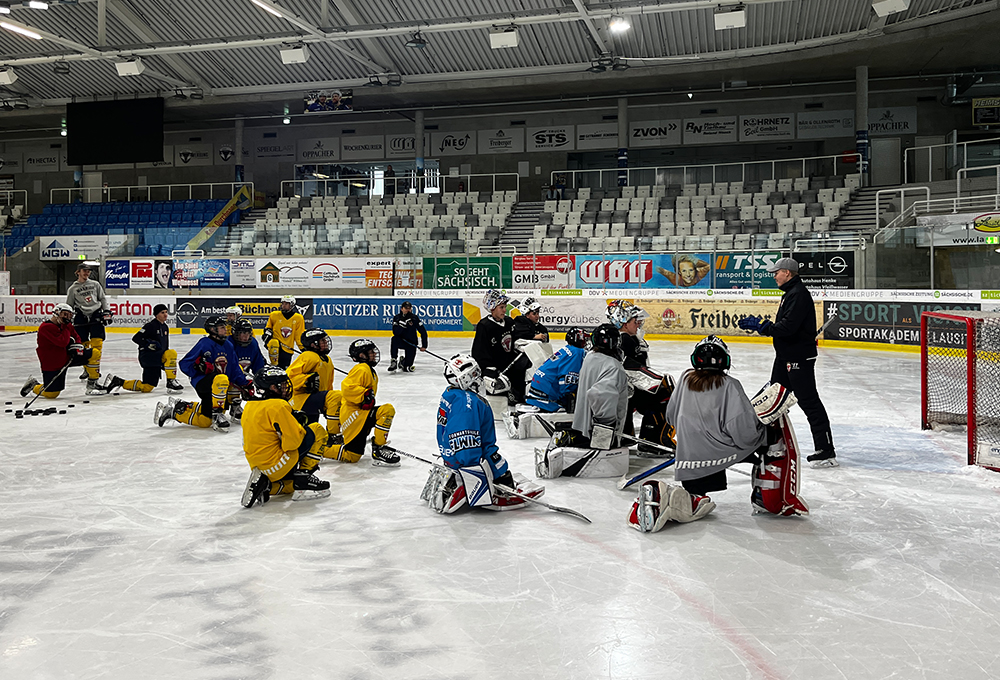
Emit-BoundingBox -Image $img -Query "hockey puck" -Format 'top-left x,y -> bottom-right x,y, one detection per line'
83,400 -> 90,404
5,409 -> 11,413
4,401 -> 11,405
15,413 -> 22,419
59,410 -> 67,414
68,404 -> 75,408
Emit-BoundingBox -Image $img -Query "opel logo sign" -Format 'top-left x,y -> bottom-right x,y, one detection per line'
828,256 -> 848,274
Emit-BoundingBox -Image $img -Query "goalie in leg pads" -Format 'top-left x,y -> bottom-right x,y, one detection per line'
423,354 -> 544,513
749,383 -> 809,517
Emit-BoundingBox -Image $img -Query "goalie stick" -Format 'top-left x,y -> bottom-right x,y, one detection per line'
534,414 -> 675,456
389,446 -> 592,524
615,458 -> 676,490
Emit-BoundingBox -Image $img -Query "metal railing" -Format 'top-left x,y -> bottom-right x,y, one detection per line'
874,186 -> 931,232
876,193 -> 1000,242
957,164 -> 1000,198
50,182 -> 254,204
0,189 -> 28,209
904,135 -> 1000,184
553,152 -> 861,189
282,172 -> 520,199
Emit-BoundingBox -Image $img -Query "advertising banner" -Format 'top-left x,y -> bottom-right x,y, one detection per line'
313,297 -> 465,332
230,259 -> 256,287
171,258 -> 231,288
385,133 -> 431,159
22,148 -> 61,173
430,130 -> 475,156
174,143 -> 213,167
137,146 -> 174,169
575,253 -> 713,289
629,120 -> 682,148
739,114 -> 795,142
796,251 -> 856,288
915,212 -> 1000,247
477,128 -> 525,155
130,259 -> 155,288
575,123 -> 618,150
0,151 -> 23,173
253,139 -> 296,160
512,255 -> 576,288
188,184 -> 252,251
712,252 -> 781,288
255,258 -> 312,288
682,116 -> 738,145
296,137 -> 340,164
3,295 -> 175,328
341,135 -> 385,161
822,299 -> 980,345
104,259 -> 132,289
172,297 -> 314,332
526,126 -> 575,152
214,141 -> 247,165
423,256 -> 512,289
39,235 -> 109,261
311,257 -> 393,289
796,110 -> 854,140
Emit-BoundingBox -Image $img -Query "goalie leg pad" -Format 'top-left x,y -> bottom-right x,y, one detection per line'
536,446 -> 629,478
421,467 -> 468,514
457,461 -> 496,508
750,418 -> 809,516
590,422 -> 615,450
628,481 -> 716,532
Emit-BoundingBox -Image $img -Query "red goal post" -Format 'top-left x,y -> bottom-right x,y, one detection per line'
921,310 -> 1000,470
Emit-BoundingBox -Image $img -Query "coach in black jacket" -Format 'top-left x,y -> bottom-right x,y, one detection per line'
388,301 -> 428,372
738,257 -> 837,467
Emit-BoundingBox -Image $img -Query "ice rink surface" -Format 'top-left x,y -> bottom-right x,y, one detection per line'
2,332 -> 999,680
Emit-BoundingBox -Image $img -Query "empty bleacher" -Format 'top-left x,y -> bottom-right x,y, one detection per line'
236,191 -> 517,257
527,174 -> 862,253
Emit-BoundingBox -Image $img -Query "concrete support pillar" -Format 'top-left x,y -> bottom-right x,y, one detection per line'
617,97 -> 628,187
855,65 -> 869,187
234,115 -> 245,184
415,110 -> 425,193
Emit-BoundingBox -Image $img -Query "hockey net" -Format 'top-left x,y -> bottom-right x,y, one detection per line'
921,310 -> 1000,470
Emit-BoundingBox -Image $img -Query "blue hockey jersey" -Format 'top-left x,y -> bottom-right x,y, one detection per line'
437,386 -> 507,476
179,336 -> 252,389
526,345 -> 586,412
228,338 -> 266,376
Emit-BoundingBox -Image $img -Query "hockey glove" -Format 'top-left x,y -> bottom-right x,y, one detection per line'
292,410 -> 310,428
360,389 -> 376,410
239,384 -> 256,402
67,342 -> 85,359
261,328 -> 274,345
102,311 -> 114,326
145,340 -> 161,352
304,373 -> 321,393
194,354 -> 215,375
738,315 -> 772,334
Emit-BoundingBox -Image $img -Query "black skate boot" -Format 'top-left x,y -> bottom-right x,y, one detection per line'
371,441 -> 401,467
242,468 -> 271,508
387,358 -> 398,372
20,376 -> 39,397
166,378 -> 184,392
291,469 -> 331,501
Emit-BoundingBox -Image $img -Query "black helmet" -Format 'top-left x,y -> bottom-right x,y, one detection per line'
232,319 -> 254,347
254,365 -> 291,399
349,338 -> 380,366
301,328 -> 330,355
565,326 -> 590,349
204,315 -> 227,339
691,335 -> 731,372
590,323 -> 621,357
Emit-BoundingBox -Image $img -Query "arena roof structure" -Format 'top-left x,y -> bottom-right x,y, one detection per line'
0,0 -> 997,130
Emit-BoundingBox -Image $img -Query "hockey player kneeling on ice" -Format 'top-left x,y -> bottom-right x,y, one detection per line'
241,366 -> 331,508
503,326 -> 590,440
103,304 -> 184,395
222,319 -> 267,422
21,303 -> 109,400
154,316 -> 252,433
536,324 -> 630,479
287,328 -> 342,444
606,299 -> 677,456
324,339 -> 399,467
422,354 -> 544,514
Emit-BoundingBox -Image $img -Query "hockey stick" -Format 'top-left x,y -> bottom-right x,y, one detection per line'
402,339 -> 447,363
390,447 -> 592,524
24,359 -> 73,409
619,433 -> 677,456
0,330 -> 38,338
815,312 -> 837,340
616,458 -> 676,490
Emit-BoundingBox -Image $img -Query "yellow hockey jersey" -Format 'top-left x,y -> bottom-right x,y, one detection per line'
287,350 -> 335,410
242,398 -> 308,474
265,310 -> 305,352
340,362 -> 378,409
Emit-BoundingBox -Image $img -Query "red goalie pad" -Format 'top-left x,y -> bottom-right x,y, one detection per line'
751,416 -> 809,517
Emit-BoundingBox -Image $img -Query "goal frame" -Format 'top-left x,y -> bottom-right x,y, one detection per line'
920,310 -> 999,471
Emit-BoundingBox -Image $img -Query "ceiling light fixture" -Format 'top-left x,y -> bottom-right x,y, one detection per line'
386,74 -> 402,87
611,57 -> 629,72
53,61 -> 69,75
282,115 -> 291,124
872,0 -> 910,17
249,0 -> 282,18
60,128 -> 67,136
714,4 -> 747,30
687,92 -> 694,99
405,31 -> 426,49
489,25 -> 519,50
279,44 -> 309,65
365,75 -> 383,87
0,2 -> 10,15
27,0 -> 48,9
189,90 -> 204,100
608,16 -> 630,34
1,22 -> 42,39
114,57 -> 145,76
0,67 -> 17,85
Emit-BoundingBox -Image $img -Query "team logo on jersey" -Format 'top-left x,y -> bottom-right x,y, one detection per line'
281,327 -> 293,338
437,407 -> 447,426
501,333 -> 512,352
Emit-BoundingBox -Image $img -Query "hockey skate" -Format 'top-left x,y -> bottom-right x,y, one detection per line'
291,469 -> 331,501
486,472 -> 545,511
86,378 -> 112,395
371,441 -> 401,467
103,375 -> 125,393
154,397 -> 179,427
20,376 -> 38,397
166,378 -> 184,392
229,399 -> 244,424
241,468 -> 270,508
807,450 -> 839,468
403,365 -> 415,372
387,358 -> 398,372
78,368 -> 88,380
212,411 -> 231,433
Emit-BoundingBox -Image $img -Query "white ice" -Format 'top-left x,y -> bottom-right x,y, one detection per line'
2,333 -> 999,680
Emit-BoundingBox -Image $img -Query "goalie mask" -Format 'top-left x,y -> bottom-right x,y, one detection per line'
565,327 -> 590,349
518,297 -> 542,316
443,353 -> 483,393
606,299 -> 646,331
691,335 -> 731,372
301,328 -> 331,355
481,289 -> 509,314
349,338 -> 380,366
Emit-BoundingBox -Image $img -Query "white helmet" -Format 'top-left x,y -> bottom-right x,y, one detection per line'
280,295 -> 296,305
443,353 -> 483,393
518,297 -> 542,315
481,289 -> 509,314
225,305 -> 242,317
53,303 -> 73,315
606,299 -> 646,329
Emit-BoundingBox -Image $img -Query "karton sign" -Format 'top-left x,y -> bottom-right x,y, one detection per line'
526,126 -> 575,151
5,296 -> 174,327
629,120 -> 681,147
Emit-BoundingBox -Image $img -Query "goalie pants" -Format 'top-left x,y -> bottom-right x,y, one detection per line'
680,448 -> 763,495
770,356 -> 834,454
627,389 -> 672,447
500,353 -> 532,402
389,336 -> 417,368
